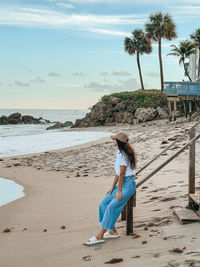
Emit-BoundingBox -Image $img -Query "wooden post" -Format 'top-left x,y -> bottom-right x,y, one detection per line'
189,101 -> 192,117
126,195 -> 133,235
183,101 -> 187,118
168,101 -> 172,121
121,206 -> 126,221
180,101 -> 183,117
174,101 -> 177,121
189,128 -> 196,206
133,191 -> 136,207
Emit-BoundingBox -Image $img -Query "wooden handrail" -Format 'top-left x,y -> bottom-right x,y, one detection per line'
136,120 -> 200,176
136,133 -> 200,188
125,121 -> 200,235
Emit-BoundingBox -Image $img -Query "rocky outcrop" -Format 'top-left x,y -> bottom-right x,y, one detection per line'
156,106 -> 168,119
72,96 -> 169,128
134,108 -> 158,122
46,121 -> 73,130
0,113 -> 50,125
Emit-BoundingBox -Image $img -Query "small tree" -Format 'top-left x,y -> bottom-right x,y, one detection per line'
167,40 -> 196,81
124,29 -> 152,90
145,12 -> 177,92
190,29 -> 200,78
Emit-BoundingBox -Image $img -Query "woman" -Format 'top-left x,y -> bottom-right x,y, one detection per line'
85,132 -> 136,246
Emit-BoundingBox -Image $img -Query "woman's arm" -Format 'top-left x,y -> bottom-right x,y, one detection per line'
115,165 -> 126,201
112,174 -> 119,188
107,174 -> 119,195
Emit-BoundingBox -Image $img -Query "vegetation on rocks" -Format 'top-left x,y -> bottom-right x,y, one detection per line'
101,90 -> 167,108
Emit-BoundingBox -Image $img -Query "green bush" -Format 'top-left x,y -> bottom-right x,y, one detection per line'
101,89 -> 167,108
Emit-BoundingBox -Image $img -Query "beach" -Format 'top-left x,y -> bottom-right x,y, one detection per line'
0,119 -> 200,267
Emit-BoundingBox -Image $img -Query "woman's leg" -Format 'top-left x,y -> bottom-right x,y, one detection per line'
100,179 -> 136,232
99,186 -> 117,224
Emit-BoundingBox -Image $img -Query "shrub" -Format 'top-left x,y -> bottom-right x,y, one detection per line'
101,89 -> 167,108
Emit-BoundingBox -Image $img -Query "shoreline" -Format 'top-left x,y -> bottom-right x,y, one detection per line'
0,177 -> 25,207
0,120 -> 200,266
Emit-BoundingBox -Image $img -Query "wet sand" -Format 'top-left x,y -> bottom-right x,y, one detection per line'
0,119 -> 200,267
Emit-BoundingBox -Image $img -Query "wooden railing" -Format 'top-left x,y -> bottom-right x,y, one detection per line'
124,120 -> 200,235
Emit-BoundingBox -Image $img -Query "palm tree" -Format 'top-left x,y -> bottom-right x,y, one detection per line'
124,29 -> 152,90
190,29 -> 200,78
145,12 -> 177,92
167,40 -> 196,81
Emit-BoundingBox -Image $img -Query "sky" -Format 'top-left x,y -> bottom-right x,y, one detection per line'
0,0 -> 200,109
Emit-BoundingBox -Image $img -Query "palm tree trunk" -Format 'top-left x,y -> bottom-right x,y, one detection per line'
158,38 -> 164,93
183,60 -> 192,82
136,51 -> 144,90
198,46 -> 200,78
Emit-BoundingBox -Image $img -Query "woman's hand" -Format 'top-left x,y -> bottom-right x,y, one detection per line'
115,191 -> 123,202
106,187 -> 114,195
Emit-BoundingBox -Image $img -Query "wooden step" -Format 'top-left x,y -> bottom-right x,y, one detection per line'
189,194 -> 200,206
173,208 -> 200,224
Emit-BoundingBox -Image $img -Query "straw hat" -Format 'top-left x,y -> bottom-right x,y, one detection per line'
110,132 -> 129,143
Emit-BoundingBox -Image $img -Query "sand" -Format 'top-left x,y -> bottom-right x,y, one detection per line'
0,119 -> 200,267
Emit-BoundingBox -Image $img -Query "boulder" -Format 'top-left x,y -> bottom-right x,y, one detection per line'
63,121 -> 73,127
22,115 -> 40,124
109,96 -> 120,106
46,121 -> 73,130
115,112 -> 134,124
8,112 -> 22,119
134,108 -> 158,122
156,106 -> 168,119
0,116 -> 9,125
105,117 -> 115,126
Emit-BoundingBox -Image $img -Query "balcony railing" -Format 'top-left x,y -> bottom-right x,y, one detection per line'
164,82 -> 200,96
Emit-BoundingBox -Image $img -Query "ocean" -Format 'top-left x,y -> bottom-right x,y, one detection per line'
0,109 -> 111,206
0,108 -> 111,157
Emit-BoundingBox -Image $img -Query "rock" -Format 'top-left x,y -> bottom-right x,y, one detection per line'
3,228 -> 11,233
134,108 -> 158,122
8,112 -> 21,119
156,106 -> 168,119
105,117 -> 115,126
0,116 -> 9,125
0,113 -> 51,125
115,112 -> 134,124
63,121 -> 73,127
172,110 -> 181,118
46,121 -> 73,130
72,93 -> 168,127
21,115 -> 40,124
110,96 -> 120,105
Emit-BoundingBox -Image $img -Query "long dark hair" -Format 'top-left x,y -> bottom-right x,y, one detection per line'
116,139 -> 136,169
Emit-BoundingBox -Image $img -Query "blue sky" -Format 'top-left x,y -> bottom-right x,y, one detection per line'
0,0 -> 200,109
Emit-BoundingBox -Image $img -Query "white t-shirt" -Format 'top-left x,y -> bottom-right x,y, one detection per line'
115,149 -> 136,177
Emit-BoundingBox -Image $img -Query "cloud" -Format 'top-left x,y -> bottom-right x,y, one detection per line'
31,76 -> 45,83
112,71 -> 132,76
13,76 -> 45,87
14,80 -> 31,87
56,3 -> 74,8
100,71 -> 132,76
84,78 -> 139,92
146,72 -> 160,78
48,71 -> 61,77
170,5 -> 200,16
67,0 -> 200,4
100,72 -> 109,76
88,28 -> 130,37
55,83 -> 83,87
0,6 -> 146,32
71,72 -> 88,76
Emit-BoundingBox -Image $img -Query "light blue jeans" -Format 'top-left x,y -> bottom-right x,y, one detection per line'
99,175 -> 136,231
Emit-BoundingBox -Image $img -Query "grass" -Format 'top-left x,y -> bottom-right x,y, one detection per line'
101,89 -> 167,108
